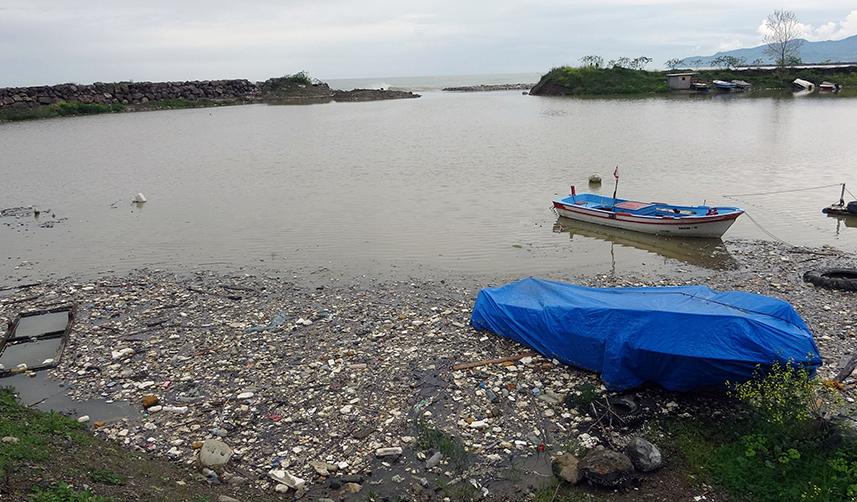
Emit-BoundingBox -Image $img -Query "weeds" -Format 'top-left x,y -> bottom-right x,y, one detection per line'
28,483 -> 112,502
0,389 -> 85,478
415,419 -> 468,473
666,363 -> 857,502
87,469 -> 126,486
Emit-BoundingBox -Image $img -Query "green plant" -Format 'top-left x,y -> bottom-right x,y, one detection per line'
29,483 -> 112,502
87,469 -> 126,486
415,419 -> 468,472
665,363 -> 857,502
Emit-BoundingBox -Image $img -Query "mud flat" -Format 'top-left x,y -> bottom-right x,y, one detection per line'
0,240 -> 854,499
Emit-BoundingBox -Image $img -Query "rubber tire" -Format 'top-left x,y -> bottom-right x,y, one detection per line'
848,201 -> 857,215
803,268 -> 857,292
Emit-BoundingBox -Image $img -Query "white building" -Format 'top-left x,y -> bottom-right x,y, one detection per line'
666,72 -> 698,90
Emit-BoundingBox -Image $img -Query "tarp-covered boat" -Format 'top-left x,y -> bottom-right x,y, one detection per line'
470,278 -> 821,392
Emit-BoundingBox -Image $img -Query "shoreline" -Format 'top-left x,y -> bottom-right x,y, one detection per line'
1,239 -> 854,499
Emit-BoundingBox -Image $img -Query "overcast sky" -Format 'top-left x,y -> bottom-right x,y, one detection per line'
1,1 -> 856,86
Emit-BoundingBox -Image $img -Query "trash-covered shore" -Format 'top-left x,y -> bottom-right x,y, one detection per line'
0,239 -> 854,500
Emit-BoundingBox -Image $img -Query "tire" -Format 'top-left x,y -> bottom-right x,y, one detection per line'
848,201 -> 857,215
803,268 -> 857,292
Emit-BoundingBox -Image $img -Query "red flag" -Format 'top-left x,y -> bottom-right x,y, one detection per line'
613,166 -> 619,180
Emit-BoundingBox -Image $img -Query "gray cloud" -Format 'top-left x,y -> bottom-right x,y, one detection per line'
1,1 -> 855,86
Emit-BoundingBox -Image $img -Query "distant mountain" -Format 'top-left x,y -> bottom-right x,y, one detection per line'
679,34 -> 857,66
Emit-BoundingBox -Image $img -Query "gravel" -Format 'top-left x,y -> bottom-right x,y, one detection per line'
0,239 -> 854,499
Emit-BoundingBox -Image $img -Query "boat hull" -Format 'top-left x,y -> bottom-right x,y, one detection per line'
553,202 -> 740,238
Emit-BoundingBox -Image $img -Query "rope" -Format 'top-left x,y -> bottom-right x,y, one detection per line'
722,183 -> 843,198
741,210 -> 795,247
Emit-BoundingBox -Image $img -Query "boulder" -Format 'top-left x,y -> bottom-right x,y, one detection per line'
580,450 -> 634,487
625,437 -> 663,472
199,439 -> 233,467
551,453 -> 581,484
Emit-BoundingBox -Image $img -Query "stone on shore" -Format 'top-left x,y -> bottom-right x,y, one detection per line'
625,437 -> 663,472
580,450 -> 634,487
551,453 -> 581,484
199,439 -> 233,468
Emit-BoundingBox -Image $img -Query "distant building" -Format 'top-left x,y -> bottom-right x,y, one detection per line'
666,72 -> 698,90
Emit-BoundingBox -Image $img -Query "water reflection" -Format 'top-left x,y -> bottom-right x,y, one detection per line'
552,217 -> 738,270
829,214 -> 857,236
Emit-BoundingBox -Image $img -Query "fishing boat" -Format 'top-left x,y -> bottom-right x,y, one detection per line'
713,80 -> 737,91
731,80 -> 752,90
552,191 -> 743,238
792,78 -> 815,91
819,81 -> 841,92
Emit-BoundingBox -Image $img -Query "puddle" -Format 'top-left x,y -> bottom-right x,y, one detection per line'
7,372 -> 138,422
14,310 -> 69,338
0,336 -> 62,370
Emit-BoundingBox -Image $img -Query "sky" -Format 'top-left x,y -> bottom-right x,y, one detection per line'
1,1 -> 856,86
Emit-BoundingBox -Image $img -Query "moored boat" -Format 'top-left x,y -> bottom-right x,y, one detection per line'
552,192 -> 743,238
731,79 -> 752,90
819,81 -> 841,92
793,78 -> 815,91
713,79 -> 737,91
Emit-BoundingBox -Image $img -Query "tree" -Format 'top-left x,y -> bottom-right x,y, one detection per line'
631,57 -> 653,70
579,55 -> 604,68
763,10 -> 803,68
665,58 -> 684,70
711,55 -> 746,69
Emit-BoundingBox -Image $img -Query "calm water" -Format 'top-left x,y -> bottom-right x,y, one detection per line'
2,84 -> 856,281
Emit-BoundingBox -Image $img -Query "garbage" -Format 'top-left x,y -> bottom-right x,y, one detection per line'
132,193 -> 147,203
199,439 -> 233,467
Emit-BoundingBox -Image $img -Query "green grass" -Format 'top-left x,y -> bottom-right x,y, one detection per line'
0,101 -> 125,122
534,66 -> 668,95
532,65 -> 857,95
0,388 -> 87,479
415,419 -> 469,473
87,469 -> 126,486
29,483 -> 113,502
664,364 -> 857,502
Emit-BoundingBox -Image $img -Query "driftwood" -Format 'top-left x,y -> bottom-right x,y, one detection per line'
835,352 -> 857,382
187,286 -> 242,301
452,351 -> 537,371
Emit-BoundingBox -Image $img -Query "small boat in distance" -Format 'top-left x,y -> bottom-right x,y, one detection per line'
732,80 -> 752,90
819,81 -> 841,92
552,192 -> 744,238
793,78 -> 815,92
713,80 -> 737,91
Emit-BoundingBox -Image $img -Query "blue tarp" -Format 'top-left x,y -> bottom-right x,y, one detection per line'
470,278 -> 821,392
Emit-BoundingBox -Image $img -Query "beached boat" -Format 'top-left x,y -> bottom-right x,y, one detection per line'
713,80 -> 737,91
552,192 -> 743,238
690,82 -> 709,92
731,80 -> 752,90
819,81 -> 841,92
793,78 -> 815,91
471,278 -> 821,392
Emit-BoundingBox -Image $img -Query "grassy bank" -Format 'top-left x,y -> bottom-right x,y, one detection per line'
531,65 -> 857,95
0,98 -> 243,122
0,389 -> 260,501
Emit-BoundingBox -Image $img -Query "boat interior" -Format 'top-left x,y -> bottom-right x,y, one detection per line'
557,193 -> 740,217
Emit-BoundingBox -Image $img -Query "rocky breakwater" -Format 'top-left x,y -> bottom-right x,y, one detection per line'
0,80 -> 260,110
442,83 -> 533,92
260,75 -> 419,104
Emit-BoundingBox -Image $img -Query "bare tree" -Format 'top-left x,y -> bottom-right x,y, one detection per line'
711,55 -> 746,69
763,10 -> 803,68
631,57 -> 653,70
665,58 -> 684,70
579,55 -> 604,68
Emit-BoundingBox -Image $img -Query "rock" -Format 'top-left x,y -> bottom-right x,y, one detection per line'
342,482 -> 362,493
142,394 -> 159,408
236,391 -> 254,400
218,496 -> 240,502
77,415 -> 90,423
340,404 -> 353,414
310,460 -> 337,476
625,437 -> 663,472
199,439 -> 233,467
274,484 -> 289,493
111,347 -> 134,360
1,436 -> 19,444
375,447 -> 403,457
580,450 -> 634,487
551,453 -> 581,484
425,451 -> 443,469
226,475 -> 247,486
269,469 -> 306,490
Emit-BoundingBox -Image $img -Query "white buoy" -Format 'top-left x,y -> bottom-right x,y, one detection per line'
132,192 -> 147,203
589,173 -> 602,184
